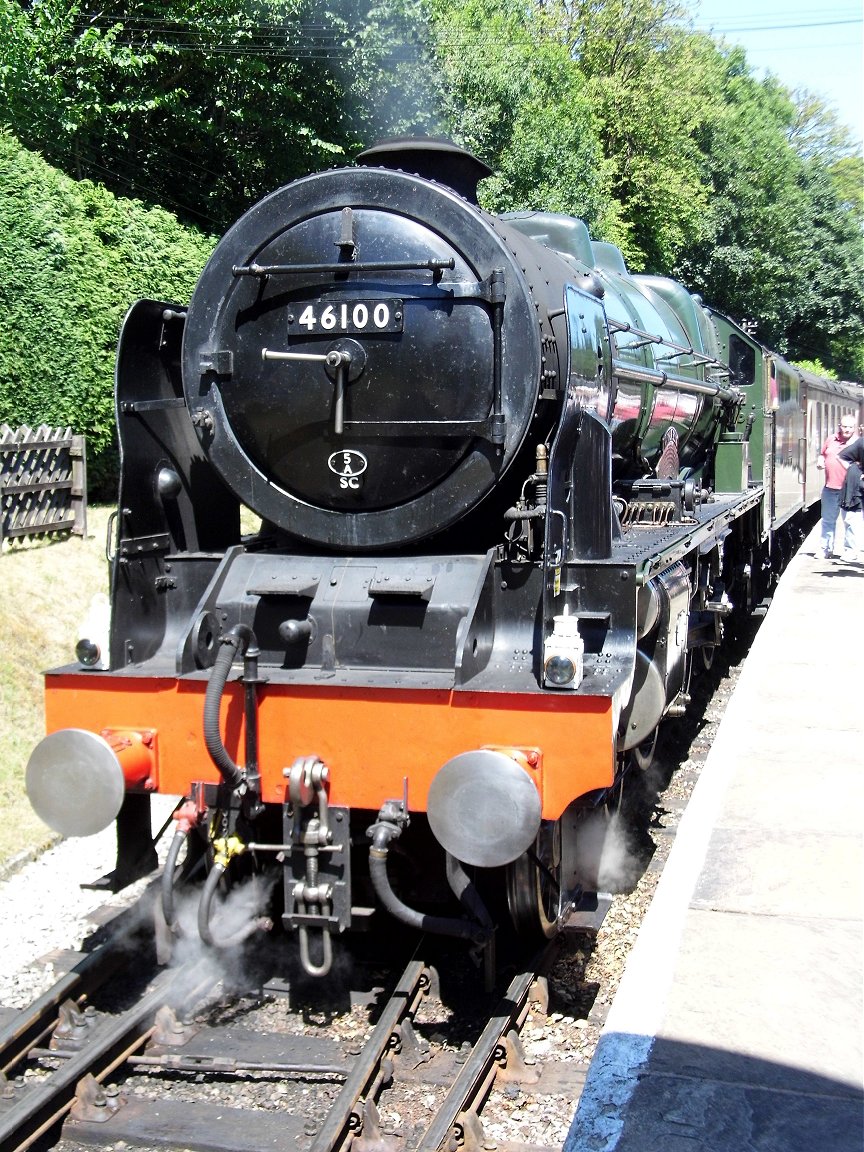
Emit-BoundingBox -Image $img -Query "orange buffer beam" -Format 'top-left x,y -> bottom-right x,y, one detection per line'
44,674 -> 616,821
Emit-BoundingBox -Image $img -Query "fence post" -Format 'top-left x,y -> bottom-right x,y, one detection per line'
71,433 -> 88,539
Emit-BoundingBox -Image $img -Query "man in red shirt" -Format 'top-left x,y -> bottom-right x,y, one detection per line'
816,416 -> 857,558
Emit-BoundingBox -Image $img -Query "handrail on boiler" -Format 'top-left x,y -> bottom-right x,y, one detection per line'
612,360 -> 742,404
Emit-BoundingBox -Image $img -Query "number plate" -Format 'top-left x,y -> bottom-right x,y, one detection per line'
288,299 -> 403,334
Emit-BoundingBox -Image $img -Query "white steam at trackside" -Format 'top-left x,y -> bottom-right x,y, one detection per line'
571,809 -> 644,895
154,872 -> 277,1005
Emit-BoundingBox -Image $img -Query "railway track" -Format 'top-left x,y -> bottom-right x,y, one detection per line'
0,925 -> 592,1152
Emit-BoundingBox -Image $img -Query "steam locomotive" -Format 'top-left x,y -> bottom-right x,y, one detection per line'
26,138 -> 863,976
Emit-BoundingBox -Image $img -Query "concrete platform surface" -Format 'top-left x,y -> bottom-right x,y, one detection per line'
564,528 -> 864,1151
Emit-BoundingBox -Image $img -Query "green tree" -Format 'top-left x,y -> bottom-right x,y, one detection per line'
531,0 -> 722,270
675,50 -> 864,376
426,0 -> 608,227
787,91 -> 864,225
674,53 -> 807,339
2,0 -> 861,377
829,153 -> 864,223
0,0 -> 366,231
0,0 -> 466,231
784,159 -> 864,379
787,89 -> 859,167
792,359 -> 837,381
329,0 -> 450,142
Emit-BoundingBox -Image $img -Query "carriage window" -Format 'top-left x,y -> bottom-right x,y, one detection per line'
728,334 -> 756,386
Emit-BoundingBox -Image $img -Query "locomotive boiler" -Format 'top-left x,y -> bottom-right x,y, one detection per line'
25,138 -> 863,976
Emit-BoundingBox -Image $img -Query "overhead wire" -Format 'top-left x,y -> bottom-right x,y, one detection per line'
693,18 -> 860,33
62,143 -> 222,227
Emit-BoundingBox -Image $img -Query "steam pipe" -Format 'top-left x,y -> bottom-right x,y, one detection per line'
368,823 -> 490,944
203,624 -> 256,791
197,861 -> 272,949
504,506 -> 545,521
612,360 -> 740,402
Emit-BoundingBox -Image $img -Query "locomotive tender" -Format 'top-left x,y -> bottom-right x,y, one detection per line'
26,138 -> 864,975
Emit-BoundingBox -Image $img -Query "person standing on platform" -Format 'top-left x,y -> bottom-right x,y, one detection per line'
816,416 -> 857,558
838,433 -> 864,563
839,432 -> 864,469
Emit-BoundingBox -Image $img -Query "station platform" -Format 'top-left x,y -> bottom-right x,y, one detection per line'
564,527 -> 864,1152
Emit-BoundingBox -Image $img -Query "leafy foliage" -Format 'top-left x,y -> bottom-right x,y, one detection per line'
427,0 -> 608,226
792,359 -> 838,381
330,0 -> 450,142
675,56 -> 807,335
671,52 -> 864,378
423,0 -> 862,374
829,153 -> 864,223
0,0 -> 461,231
0,0 -> 358,231
0,130 -> 214,492
538,0 -> 719,269
0,0 -> 861,385
783,160 -> 864,379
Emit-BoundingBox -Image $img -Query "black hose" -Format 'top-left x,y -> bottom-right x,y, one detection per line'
203,625 -> 253,790
197,863 -> 271,949
161,829 -> 187,934
368,837 -> 489,944
445,853 -> 495,932
197,864 -> 225,947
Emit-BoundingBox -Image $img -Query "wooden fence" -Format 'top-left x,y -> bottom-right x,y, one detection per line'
0,425 -> 87,546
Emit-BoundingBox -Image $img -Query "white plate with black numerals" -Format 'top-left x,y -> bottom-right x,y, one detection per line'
287,299 -> 403,334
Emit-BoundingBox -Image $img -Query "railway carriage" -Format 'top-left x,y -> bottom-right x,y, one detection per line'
25,138 -> 864,975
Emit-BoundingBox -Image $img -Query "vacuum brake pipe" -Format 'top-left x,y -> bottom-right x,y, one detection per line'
445,852 -> 495,934
198,623 -> 272,948
203,623 -> 259,791
161,622 -> 260,937
368,804 -> 492,944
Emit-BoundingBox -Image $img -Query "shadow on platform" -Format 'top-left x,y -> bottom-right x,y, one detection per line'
566,1034 -> 864,1152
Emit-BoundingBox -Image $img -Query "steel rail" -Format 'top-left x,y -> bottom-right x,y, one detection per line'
417,943 -> 557,1152
0,937 -> 133,1076
0,960 -> 218,1152
27,1048 -> 350,1078
309,958 -> 431,1152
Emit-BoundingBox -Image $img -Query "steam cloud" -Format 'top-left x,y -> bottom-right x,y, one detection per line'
154,873 -> 277,1006
571,809 -> 643,895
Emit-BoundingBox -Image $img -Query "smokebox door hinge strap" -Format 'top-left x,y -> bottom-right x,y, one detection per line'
337,207 -> 356,260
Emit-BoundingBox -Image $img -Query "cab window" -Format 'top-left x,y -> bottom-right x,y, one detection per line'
728,334 -> 756,386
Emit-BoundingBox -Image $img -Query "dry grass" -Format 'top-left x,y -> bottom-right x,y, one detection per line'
0,508 -> 112,869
